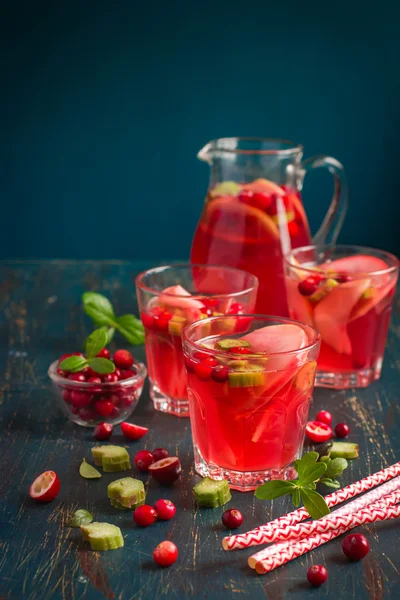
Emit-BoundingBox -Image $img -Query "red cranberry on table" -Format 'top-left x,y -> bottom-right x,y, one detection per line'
316,410 -> 332,426
342,534 -> 370,560
222,509 -> 244,529
148,457 -> 181,484
152,448 -> 169,462
121,422 -> 149,441
153,541 -> 178,567
307,565 -> 328,586
133,505 -> 157,527
93,422 -> 113,440
134,450 -> 155,472
335,423 -> 350,438
96,348 -> 110,359
154,499 -> 176,520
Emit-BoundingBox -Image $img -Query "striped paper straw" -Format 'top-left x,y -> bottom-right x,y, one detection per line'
222,461 -> 400,551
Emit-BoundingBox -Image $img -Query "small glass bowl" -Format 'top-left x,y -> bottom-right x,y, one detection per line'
48,360 -> 147,427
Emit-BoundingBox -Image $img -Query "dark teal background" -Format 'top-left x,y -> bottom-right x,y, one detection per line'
1,1 -> 399,260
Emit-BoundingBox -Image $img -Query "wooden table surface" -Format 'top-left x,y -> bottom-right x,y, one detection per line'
1,261 -> 399,600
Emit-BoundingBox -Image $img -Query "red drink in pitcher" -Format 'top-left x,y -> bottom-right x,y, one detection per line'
191,138 -> 348,316
182,315 -> 320,491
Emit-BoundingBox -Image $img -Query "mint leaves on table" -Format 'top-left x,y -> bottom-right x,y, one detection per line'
59,328 -> 115,374
82,292 -> 144,347
255,452 -> 349,519
67,508 -> 94,527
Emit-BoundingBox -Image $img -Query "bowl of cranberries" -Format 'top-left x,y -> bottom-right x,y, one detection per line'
48,349 -> 147,427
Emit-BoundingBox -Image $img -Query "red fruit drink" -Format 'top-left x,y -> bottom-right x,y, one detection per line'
136,265 -> 258,417
191,179 -> 311,316
285,246 -> 399,388
182,316 -> 321,491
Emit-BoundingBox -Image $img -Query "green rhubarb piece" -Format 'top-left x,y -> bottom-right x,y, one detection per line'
107,477 -> 146,508
80,522 -> 124,551
228,362 -> 265,387
91,446 -> 131,472
67,509 -> 94,527
79,459 -> 102,479
210,181 -> 241,197
216,338 -> 251,350
330,442 -> 359,459
168,315 -> 186,336
193,477 -> 231,508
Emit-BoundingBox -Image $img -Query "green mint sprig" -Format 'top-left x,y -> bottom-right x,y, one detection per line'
82,292 -> 144,347
255,452 -> 348,519
59,329 -> 115,375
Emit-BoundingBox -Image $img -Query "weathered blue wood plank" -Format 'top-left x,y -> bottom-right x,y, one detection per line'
0,261 -> 399,600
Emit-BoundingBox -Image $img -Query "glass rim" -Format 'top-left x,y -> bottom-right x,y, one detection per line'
135,263 -> 259,300
182,314 -> 321,360
48,360 -> 147,387
199,137 -> 303,157
284,244 -> 399,278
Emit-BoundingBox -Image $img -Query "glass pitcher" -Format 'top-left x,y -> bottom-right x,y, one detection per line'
190,137 -> 348,316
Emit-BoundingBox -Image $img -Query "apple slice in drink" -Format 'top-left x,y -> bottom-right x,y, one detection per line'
157,284 -> 205,322
319,254 -> 388,275
313,279 -> 371,354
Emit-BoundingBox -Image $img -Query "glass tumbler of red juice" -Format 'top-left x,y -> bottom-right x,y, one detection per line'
285,245 -> 399,388
182,314 -> 320,491
136,264 -> 258,417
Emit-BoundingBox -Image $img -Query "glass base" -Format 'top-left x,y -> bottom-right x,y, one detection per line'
315,361 -> 382,389
150,380 -> 190,417
194,445 -> 297,492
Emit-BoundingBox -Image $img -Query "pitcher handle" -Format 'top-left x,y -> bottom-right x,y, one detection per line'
300,155 -> 348,245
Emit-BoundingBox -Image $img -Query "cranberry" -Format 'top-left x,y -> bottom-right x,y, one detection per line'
114,349 -> 134,370
102,372 -> 119,384
94,422 -> 113,440
70,391 -> 92,408
141,312 -> 155,330
227,346 -> 252,355
113,368 -> 121,379
68,372 -> 86,382
252,191 -> 272,211
201,298 -> 217,308
154,499 -> 176,520
195,358 -> 218,381
133,505 -> 157,527
298,276 -> 322,297
222,509 -> 244,529
288,220 -> 299,237
238,189 -> 254,203
184,356 -> 196,374
306,565 -> 328,586
96,348 -> 110,359
342,534 -> 370,560
154,310 -> 172,331
62,389 -> 71,403
95,399 -> 114,417
228,302 -> 244,314
211,365 -> 229,383
200,306 -> 213,317
79,408 -> 96,421
121,422 -> 148,440
57,368 -> 68,378
193,351 -> 209,361
335,423 -> 350,438
148,457 -> 181,484
152,448 -> 169,462
87,376 -> 102,384
119,369 -> 135,380
121,394 -> 135,407
153,541 -> 178,567
135,450 -> 154,472
72,352 -> 85,357
29,471 -> 60,503
305,421 -> 332,443
336,274 -> 352,283
316,410 -> 332,426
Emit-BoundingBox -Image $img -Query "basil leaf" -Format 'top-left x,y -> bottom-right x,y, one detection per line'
292,488 -> 301,507
67,509 -> 94,527
82,292 -> 116,326
294,452 -> 320,480
87,357 -> 115,375
59,356 -> 88,372
85,328 -> 108,358
320,478 -> 341,489
116,314 -> 145,345
299,462 -> 327,486
300,488 -> 330,519
255,480 -> 297,500
325,457 -> 348,479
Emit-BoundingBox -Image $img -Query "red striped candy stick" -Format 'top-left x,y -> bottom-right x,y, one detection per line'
222,461 -> 400,551
248,487 -> 400,568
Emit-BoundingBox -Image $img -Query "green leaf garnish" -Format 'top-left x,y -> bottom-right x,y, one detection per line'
116,314 -> 144,345
324,457 -> 348,479
300,488 -> 330,519
83,292 -> 117,326
255,480 -> 297,500
67,509 -> 94,527
87,357 -> 115,375
85,328 -> 108,359
79,459 -> 102,479
320,478 -> 341,489
59,355 -> 88,372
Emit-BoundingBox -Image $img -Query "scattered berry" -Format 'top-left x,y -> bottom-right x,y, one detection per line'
93,422 -> 113,440
133,505 -> 157,527
342,534 -> 370,560
307,565 -> 328,586
114,349 -> 134,370
96,348 -> 110,359
305,421 -> 332,443
121,422 -> 149,441
222,509 -> 244,529
134,450 -> 154,472
316,410 -> 332,426
154,499 -> 176,520
148,457 -> 181,484
335,423 -> 350,438
95,399 -> 114,417
152,448 -> 169,462
29,471 -> 60,503
153,541 -> 178,567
